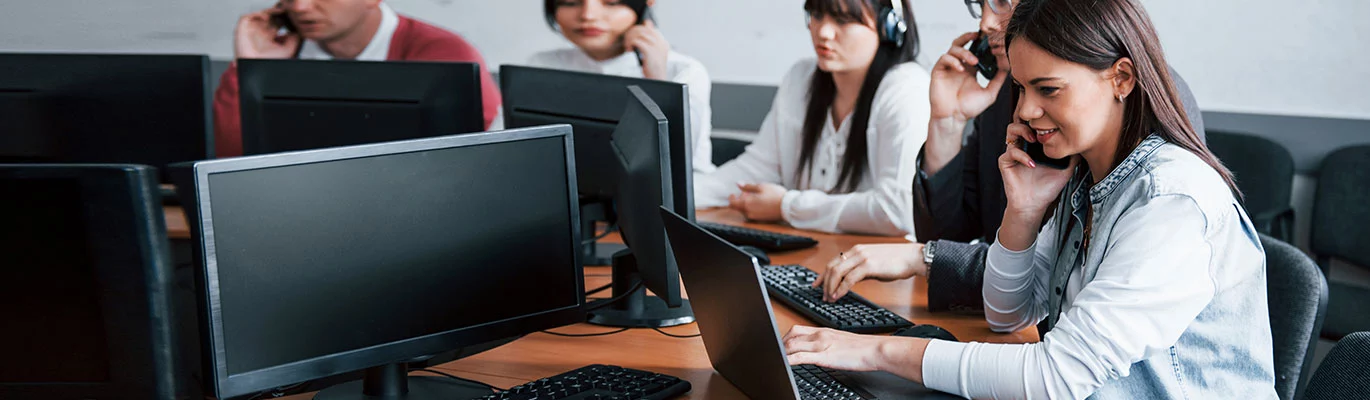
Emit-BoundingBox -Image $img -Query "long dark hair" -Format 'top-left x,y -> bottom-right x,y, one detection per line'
1005,0 -> 1239,196
797,0 -> 919,193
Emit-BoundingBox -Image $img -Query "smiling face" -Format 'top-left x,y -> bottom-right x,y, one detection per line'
1009,38 -> 1132,161
553,0 -> 640,60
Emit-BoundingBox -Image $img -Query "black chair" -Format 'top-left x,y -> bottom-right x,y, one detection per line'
1262,234 -> 1327,400
1311,145 -> 1370,340
1300,331 -> 1370,400
711,136 -> 750,166
1209,130 -> 1296,242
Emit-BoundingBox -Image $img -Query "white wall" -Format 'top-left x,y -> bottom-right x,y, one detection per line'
0,0 -> 1367,120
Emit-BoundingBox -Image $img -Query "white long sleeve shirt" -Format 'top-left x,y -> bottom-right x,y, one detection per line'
520,47 -> 716,173
693,58 -> 929,236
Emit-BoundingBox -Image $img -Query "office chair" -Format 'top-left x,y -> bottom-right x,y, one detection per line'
1311,145 -> 1370,340
1299,331 -> 1370,400
1261,234 -> 1327,400
1209,130 -> 1296,242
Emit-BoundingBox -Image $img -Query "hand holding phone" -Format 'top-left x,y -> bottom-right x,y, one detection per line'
233,5 -> 300,60
968,35 -> 998,80
1011,120 -> 1071,170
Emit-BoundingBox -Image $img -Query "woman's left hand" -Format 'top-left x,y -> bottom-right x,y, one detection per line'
728,182 -> 786,222
784,325 -> 931,383
624,20 -> 669,80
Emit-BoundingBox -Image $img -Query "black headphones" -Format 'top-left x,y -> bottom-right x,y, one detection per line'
878,0 -> 908,48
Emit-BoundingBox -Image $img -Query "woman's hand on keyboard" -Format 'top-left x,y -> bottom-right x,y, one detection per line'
815,243 -> 927,302
783,325 -> 931,384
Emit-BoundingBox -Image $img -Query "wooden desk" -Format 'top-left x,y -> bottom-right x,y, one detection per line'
162,207 -> 1036,398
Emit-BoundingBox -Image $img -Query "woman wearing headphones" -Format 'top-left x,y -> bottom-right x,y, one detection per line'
530,0 -> 715,173
694,0 -> 927,236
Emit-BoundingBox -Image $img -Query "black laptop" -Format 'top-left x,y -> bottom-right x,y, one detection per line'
659,207 -> 955,399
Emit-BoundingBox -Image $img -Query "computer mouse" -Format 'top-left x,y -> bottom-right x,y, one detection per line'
893,324 -> 958,342
739,245 -> 770,265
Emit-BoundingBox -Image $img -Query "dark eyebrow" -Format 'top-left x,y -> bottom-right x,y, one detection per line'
1029,77 -> 1062,85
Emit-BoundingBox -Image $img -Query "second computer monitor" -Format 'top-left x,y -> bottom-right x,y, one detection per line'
0,53 -> 212,182
501,65 -> 694,219
177,126 -> 583,398
238,59 -> 485,155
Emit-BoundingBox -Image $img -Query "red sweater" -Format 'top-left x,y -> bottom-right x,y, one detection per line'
212,15 -> 502,157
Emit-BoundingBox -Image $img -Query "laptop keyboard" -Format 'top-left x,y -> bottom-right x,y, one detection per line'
792,364 -> 876,400
761,265 -> 913,334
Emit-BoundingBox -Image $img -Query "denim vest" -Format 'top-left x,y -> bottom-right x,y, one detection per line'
1044,135 -> 1277,399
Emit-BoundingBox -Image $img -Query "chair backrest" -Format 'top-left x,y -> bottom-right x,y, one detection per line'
1300,331 -> 1370,400
712,137 -> 750,166
1209,130 -> 1295,239
1261,234 -> 1328,400
1312,145 -> 1370,269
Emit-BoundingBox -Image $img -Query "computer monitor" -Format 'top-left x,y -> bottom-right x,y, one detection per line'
501,65 -> 696,266
0,164 -> 195,399
0,53 -> 213,182
238,59 -> 485,156
175,126 -> 583,399
585,86 -> 693,328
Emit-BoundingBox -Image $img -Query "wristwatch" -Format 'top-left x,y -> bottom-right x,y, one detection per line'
922,240 -> 936,266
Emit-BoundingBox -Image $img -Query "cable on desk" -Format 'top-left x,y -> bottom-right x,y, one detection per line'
540,327 -> 631,337
245,382 -> 309,400
585,283 -> 612,296
414,368 -> 506,392
580,224 -> 618,246
652,326 -> 702,339
584,282 -> 644,312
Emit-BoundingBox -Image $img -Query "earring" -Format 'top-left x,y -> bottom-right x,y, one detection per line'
1117,94 -> 1126,103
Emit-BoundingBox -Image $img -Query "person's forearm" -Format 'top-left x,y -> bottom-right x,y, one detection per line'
875,337 -> 931,384
998,207 -> 1046,252
921,117 -> 967,176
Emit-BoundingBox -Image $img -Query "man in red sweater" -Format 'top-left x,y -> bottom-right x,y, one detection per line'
214,0 -> 501,157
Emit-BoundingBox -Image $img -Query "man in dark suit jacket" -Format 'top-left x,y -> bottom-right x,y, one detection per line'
814,0 -> 1204,312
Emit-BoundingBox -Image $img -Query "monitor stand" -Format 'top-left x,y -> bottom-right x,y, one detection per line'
580,200 -> 624,266
313,363 -> 493,400
586,250 -> 694,328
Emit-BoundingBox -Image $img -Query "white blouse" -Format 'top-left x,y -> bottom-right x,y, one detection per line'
693,58 -> 930,236
524,48 -> 716,173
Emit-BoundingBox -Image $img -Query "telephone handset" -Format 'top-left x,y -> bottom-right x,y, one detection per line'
627,1 -> 651,66
968,34 -> 997,80
1015,119 -> 1072,170
269,4 -> 297,34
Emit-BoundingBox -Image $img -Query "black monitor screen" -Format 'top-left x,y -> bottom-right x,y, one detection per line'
204,136 -> 579,376
0,179 -> 110,383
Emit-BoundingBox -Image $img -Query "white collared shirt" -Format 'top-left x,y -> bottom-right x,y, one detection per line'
297,3 -> 399,61
522,48 -> 716,173
693,58 -> 930,236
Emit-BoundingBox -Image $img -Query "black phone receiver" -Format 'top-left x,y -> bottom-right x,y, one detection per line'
969,34 -> 998,80
269,8 -> 297,34
627,1 -> 650,66
1014,121 -> 1072,170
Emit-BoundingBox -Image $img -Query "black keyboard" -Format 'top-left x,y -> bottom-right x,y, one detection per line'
792,364 -> 876,400
761,265 -> 913,334
700,222 -> 818,251
474,364 -> 690,400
